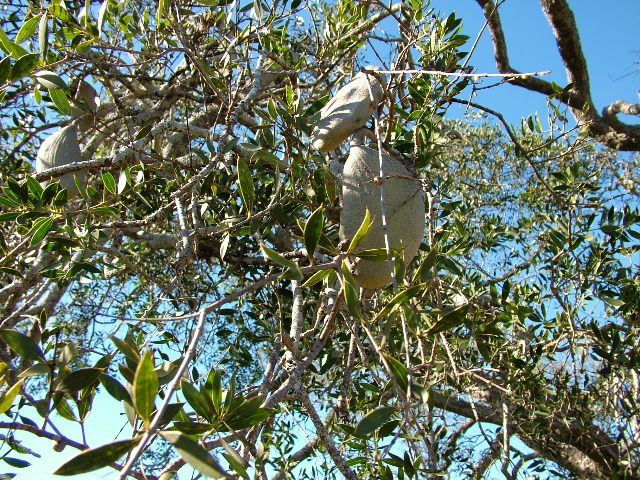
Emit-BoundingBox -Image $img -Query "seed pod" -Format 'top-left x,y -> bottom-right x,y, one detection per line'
340,145 -> 424,289
311,67 -> 385,152
71,81 -> 98,133
36,124 -> 86,198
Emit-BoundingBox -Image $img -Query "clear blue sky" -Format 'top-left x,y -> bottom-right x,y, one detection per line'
5,1 -> 639,479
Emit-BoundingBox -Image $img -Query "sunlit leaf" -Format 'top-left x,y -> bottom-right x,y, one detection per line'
133,350 -> 158,426
53,438 -> 141,475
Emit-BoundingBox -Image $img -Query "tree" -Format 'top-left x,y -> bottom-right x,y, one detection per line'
0,0 -> 638,479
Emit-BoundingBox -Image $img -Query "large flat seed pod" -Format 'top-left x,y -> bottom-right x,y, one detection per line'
340,145 -> 425,289
36,125 -> 87,198
311,68 -> 385,152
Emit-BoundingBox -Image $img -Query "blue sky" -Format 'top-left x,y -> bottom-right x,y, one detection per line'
429,0 -> 640,125
4,1 -> 639,479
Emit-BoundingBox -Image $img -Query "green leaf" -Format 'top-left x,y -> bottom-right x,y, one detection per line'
16,14 -> 42,44
10,53 -> 39,81
348,207 -> 373,253
236,157 -> 254,212
225,397 -> 273,430
303,205 -> 324,261
411,246 -> 438,282
302,268 -> 332,288
53,438 -> 141,475
28,216 -> 53,246
204,369 -> 222,414
180,378 -> 214,422
0,26 -> 29,58
159,431 -> 228,479
384,355 -> 409,392
97,0 -> 108,37
0,329 -> 44,362
156,0 -> 171,25
354,406 -> 395,437
34,70 -> 67,90
426,304 -> 469,335
102,171 -> 117,195
57,368 -> 103,393
49,87 -> 71,116
0,57 -> 11,84
260,243 -> 303,280
373,284 -> 425,322
220,437 -> 248,476
100,375 -> 132,404
133,350 -> 158,426
110,335 -> 140,364
0,379 -> 25,414
341,261 -> 361,318
25,176 -> 43,199
3,457 -> 30,468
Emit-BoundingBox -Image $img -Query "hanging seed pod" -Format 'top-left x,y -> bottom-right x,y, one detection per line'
70,81 -> 98,133
36,124 -> 87,198
340,145 -> 424,289
311,67 -> 385,152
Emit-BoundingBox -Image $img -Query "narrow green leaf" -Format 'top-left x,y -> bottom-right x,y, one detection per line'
204,369 -> 222,414
25,176 -> 43,199
0,379 -> 25,414
373,284 -> 426,322
100,374 -> 132,404
236,157 -> 254,212
110,335 -> 140,364
0,329 -> 44,362
55,396 -> 78,422
101,171 -> 117,195
16,14 -> 41,44
0,57 -> 11,84
384,355 -> 409,392
49,88 -> 71,116
34,70 -> 67,90
303,205 -> 324,261
412,246 -> 438,283
354,406 -> 395,437
133,350 -> 158,425
53,438 -> 141,475
225,407 -> 273,430
348,207 -> 373,253
28,216 -> 53,246
341,261 -> 361,318
97,0 -> 108,37
426,304 -> 469,335
302,268 -> 332,288
57,368 -> 103,393
159,431 -> 228,479
260,243 -> 303,280
156,0 -> 171,25
220,437 -> 248,476
180,378 -> 214,422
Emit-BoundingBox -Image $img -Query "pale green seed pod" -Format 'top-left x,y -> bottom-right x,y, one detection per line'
311,67 -> 385,152
340,145 -> 424,289
36,124 -> 87,198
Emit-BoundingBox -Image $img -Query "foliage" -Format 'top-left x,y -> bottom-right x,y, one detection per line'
0,0 -> 638,479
